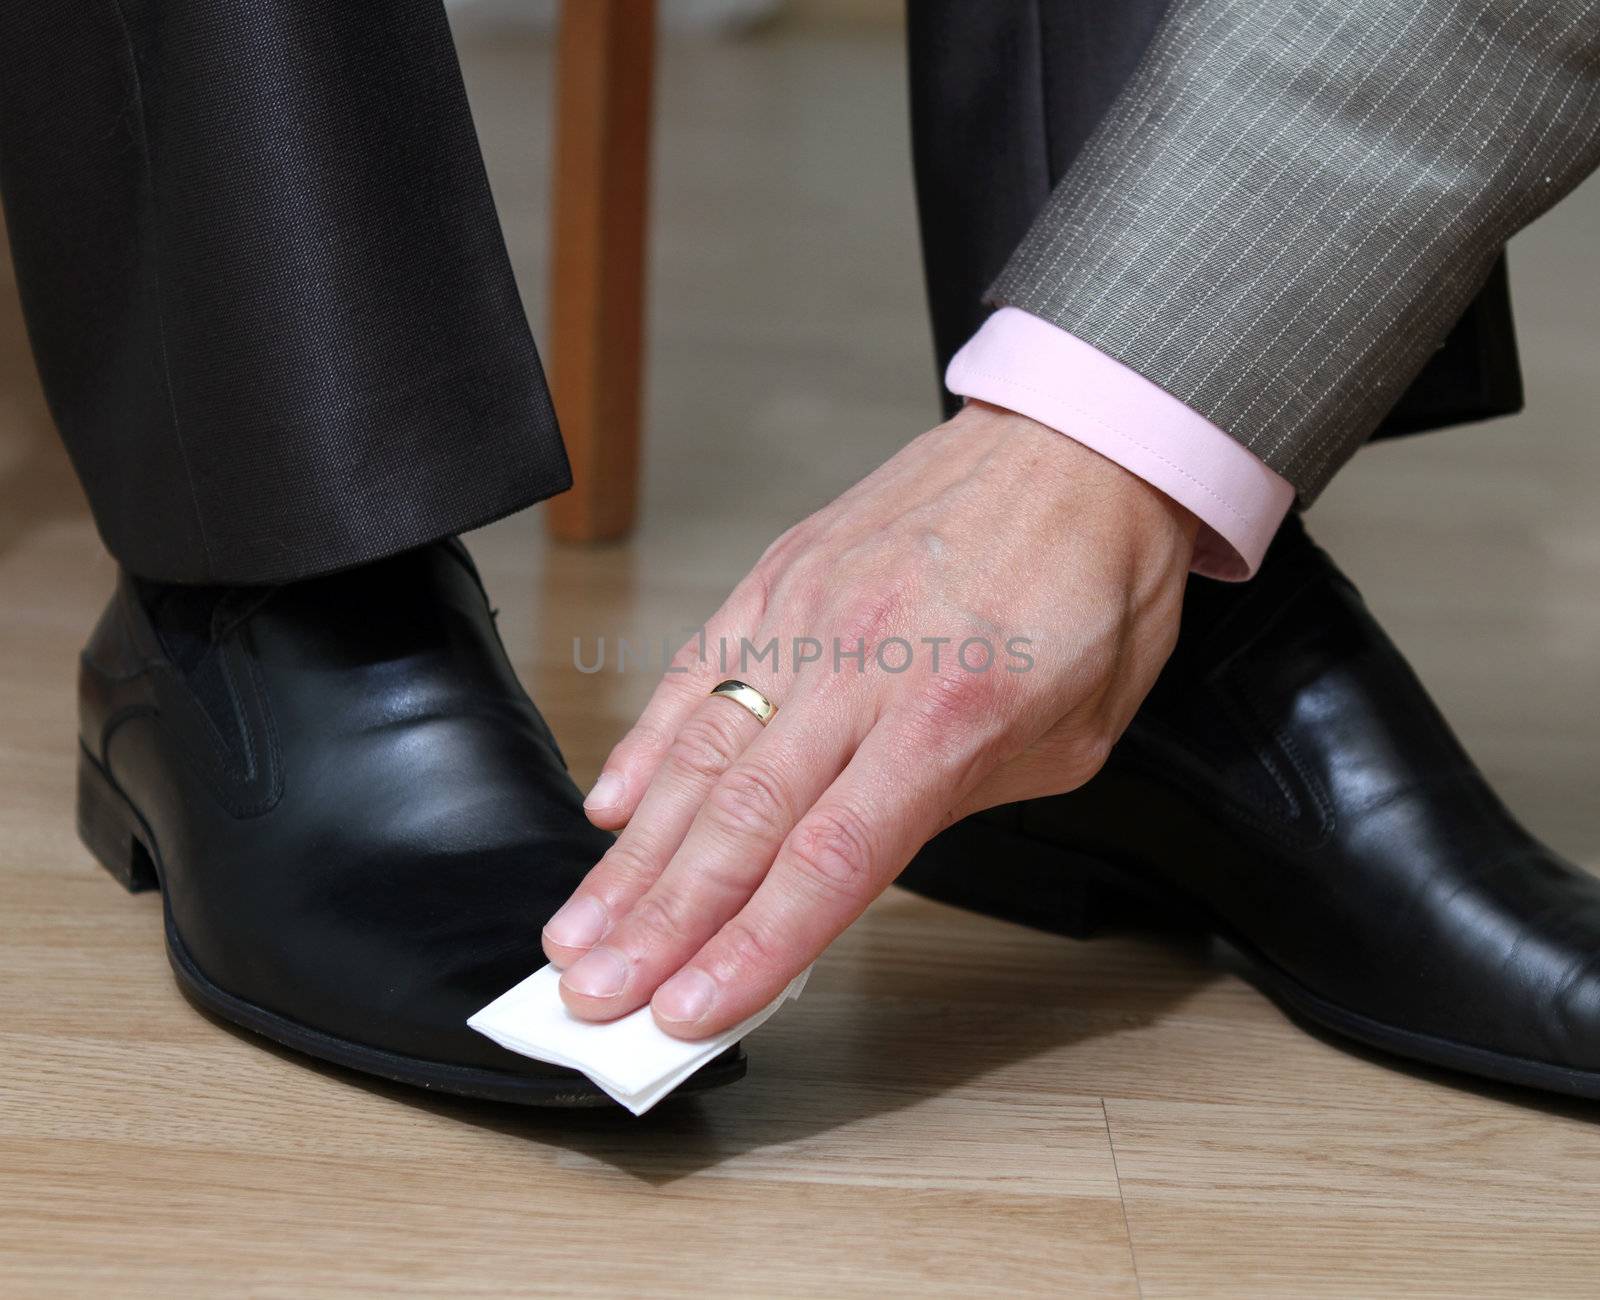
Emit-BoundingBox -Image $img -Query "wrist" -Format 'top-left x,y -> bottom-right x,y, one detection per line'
957,398 -> 1200,566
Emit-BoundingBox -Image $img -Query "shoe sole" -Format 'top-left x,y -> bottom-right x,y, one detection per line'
76,743 -> 745,1107
899,816 -> 1600,1103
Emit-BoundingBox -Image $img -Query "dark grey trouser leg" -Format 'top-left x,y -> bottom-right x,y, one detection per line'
0,0 -> 569,584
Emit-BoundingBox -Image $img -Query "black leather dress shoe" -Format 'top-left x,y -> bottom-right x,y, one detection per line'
900,518 -> 1600,1101
76,540 -> 743,1105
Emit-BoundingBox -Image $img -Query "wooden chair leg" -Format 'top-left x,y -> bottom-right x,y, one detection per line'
545,0 -> 657,543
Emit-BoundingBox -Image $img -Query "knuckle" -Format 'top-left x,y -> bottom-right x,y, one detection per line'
667,636 -> 709,678
619,719 -> 672,763
756,521 -> 811,575
664,711 -> 741,784
771,562 -> 827,615
787,804 -> 876,896
625,891 -> 694,950
835,594 -> 897,649
914,667 -> 999,732
706,764 -> 791,839
712,917 -> 785,980
594,840 -> 659,896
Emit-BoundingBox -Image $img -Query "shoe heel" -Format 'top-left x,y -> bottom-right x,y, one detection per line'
898,813 -> 1188,941
76,746 -> 159,893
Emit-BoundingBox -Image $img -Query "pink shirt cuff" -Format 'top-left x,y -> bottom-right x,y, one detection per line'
945,307 -> 1294,580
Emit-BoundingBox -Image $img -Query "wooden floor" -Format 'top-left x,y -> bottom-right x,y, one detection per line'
4,15 -> 1600,1298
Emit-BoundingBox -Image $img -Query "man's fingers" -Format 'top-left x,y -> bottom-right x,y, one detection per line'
557,691 -> 858,1020
650,707 -> 968,1036
543,686 -> 767,971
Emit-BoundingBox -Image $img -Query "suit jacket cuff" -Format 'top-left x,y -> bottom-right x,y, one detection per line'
946,307 -> 1293,581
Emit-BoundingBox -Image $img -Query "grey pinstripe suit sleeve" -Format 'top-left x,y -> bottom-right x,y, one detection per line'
989,0 -> 1600,502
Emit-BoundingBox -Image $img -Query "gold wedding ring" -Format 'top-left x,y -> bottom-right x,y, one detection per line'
708,678 -> 779,726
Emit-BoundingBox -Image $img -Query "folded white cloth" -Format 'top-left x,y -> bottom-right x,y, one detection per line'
467,963 -> 811,1115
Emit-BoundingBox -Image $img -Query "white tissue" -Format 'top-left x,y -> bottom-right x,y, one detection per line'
467,963 -> 810,1115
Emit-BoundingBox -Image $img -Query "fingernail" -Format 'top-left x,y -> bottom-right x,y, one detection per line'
654,968 -> 716,1025
562,946 -> 630,999
584,771 -> 625,812
543,896 -> 607,951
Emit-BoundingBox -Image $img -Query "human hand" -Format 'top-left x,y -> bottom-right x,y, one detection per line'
543,400 -> 1197,1036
